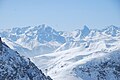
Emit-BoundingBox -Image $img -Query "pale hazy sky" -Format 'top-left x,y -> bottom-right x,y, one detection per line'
0,0 -> 120,31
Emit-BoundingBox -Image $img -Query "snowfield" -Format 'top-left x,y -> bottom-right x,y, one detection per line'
32,36 -> 120,80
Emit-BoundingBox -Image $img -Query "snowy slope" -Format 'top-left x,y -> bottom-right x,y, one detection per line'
0,38 -> 52,80
32,36 -> 120,80
1,38 -> 31,56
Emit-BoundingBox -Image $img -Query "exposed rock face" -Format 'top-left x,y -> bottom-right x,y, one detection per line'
0,37 -> 2,52
0,38 -> 52,80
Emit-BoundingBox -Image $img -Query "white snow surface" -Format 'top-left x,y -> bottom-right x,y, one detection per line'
32,35 -> 120,80
0,25 -> 120,80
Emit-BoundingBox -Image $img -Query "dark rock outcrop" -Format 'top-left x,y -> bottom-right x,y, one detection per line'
0,38 -> 52,80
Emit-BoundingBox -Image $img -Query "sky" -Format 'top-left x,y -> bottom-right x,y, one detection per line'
0,0 -> 120,31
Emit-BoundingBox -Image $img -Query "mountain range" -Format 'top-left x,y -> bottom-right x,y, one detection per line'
0,25 -> 120,56
0,24 -> 120,80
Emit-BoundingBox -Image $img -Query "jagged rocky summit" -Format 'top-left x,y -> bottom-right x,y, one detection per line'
0,37 -> 52,80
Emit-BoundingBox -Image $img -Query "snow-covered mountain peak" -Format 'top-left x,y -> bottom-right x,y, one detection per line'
107,25 -> 119,30
103,25 -> 120,36
11,26 -> 31,35
82,25 -> 90,30
80,25 -> 90,38
33,24 -> 54,32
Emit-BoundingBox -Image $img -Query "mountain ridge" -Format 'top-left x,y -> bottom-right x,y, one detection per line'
0,37 -> 52,80
0,24 -> 120,56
